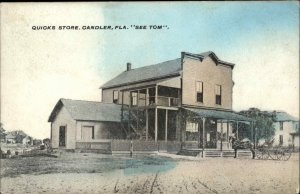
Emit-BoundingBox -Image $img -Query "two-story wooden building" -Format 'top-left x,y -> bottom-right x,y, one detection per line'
272,111 -> 299,150
49,51 -> 253,156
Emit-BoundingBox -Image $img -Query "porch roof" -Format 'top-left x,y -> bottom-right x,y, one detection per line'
184,107 -> 254,122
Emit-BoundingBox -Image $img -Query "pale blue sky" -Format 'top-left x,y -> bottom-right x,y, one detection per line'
1,2 -> 299,138
98,2 -> 299,80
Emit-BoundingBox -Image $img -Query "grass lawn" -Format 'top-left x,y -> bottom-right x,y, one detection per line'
0,153 -> 176,177
0,152 -> 298,194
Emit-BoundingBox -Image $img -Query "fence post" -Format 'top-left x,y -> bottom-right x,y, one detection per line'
130,140 -> 133,157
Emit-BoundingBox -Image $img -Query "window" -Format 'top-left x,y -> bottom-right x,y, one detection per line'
131,92 -> 137,106
92,127 -> 95,139
279,135 -> 283,145
215,85 -> 222,105
196,81 -> 203,103
280,122 -> 283,131
81,126 -> 94,140
186,121 -> 199,141
113,90 -> 119,104
186,121 -> 199,132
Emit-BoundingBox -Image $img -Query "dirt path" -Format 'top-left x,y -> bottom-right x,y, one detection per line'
1,155 -> 299,194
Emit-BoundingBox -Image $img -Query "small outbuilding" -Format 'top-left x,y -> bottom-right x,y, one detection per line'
48,99 -> 125,150
5,134 -> 16,144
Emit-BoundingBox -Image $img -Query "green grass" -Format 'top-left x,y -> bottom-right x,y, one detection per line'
0,153 -> 176,177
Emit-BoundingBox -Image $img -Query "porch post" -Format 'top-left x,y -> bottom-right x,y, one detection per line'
221,120 -> 223,152
251,121 -> 253,144
136,91 -> 140,132
155,108 -> 158,142
254,124 -> 257,150
121,91 -> 124,121
236,121 -> 239,139
227,122 -> 229,149
202,118 -> 206,158
146,88 -> 149,140
146,88 -> 149,106
146,109 -> 149,140
165,109 -> 168,142
155,85 -> 158,105
137,90 -> 140,106
128,93 -> 131,133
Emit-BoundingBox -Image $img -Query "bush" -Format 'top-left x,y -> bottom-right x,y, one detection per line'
40,145 -> 45,150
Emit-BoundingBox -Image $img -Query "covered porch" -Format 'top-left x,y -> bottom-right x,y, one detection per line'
181,107 -> 254,157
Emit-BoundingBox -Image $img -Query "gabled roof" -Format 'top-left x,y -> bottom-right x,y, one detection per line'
273,111 -> 298,122
48,99 -> 122,123
100,58 -> 181,89
100,51 -> 235,89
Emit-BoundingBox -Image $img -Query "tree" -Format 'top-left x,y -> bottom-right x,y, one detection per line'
0,123 -> 7,140
43,138 -> 50,144
239,108 -> 276,144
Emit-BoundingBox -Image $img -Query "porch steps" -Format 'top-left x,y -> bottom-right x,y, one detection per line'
204,150 -> 252,158
204,151 -> 222,157
76,149 -> 111,154
178,149 -> 253,158
222,151 -> 235,157
177,149 -> 202,157
236,150 -> 253,158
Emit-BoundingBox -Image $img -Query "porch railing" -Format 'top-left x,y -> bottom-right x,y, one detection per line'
141,96 -> 180,107
157,96 -> 180,107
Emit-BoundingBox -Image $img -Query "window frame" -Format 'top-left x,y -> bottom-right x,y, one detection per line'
81,126 -> 95,140
279,135 -> 283,145
131,91 -> 138,106
195,81 -> 203,103
92,127 -> 95,139
113,90 -> 119,104
280,121 -> 283,131
215,85 -> 222,105
185,120 -> 199,141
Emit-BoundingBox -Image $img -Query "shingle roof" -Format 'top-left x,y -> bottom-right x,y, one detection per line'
100,58 -> 182,89
274,111 -> 298,122
100,51 -> 235,89
48,99 -> 122,123
185,107 -> 254,122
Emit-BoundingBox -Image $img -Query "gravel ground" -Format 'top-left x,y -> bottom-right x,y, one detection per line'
0,153 -> 299,194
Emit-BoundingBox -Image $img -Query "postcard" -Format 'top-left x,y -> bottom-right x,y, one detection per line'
1,2 -> 299,194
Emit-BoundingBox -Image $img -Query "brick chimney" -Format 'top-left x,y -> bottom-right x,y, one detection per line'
126,62 -> 131,71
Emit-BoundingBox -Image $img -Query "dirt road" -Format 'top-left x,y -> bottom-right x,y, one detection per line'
1,153 -> 299,194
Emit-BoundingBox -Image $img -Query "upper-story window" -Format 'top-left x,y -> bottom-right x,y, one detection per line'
131,92 -> 138,106
280,121 -> 283,131
196,81 -> 203,103
215,85 -> 222,105
113,90 -> 119,104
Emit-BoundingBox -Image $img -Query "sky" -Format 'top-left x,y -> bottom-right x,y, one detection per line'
1,2 -> 299,139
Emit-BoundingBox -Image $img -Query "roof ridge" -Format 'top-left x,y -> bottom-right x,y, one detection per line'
125,58 -> 181,71
60,98 -> 118,105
